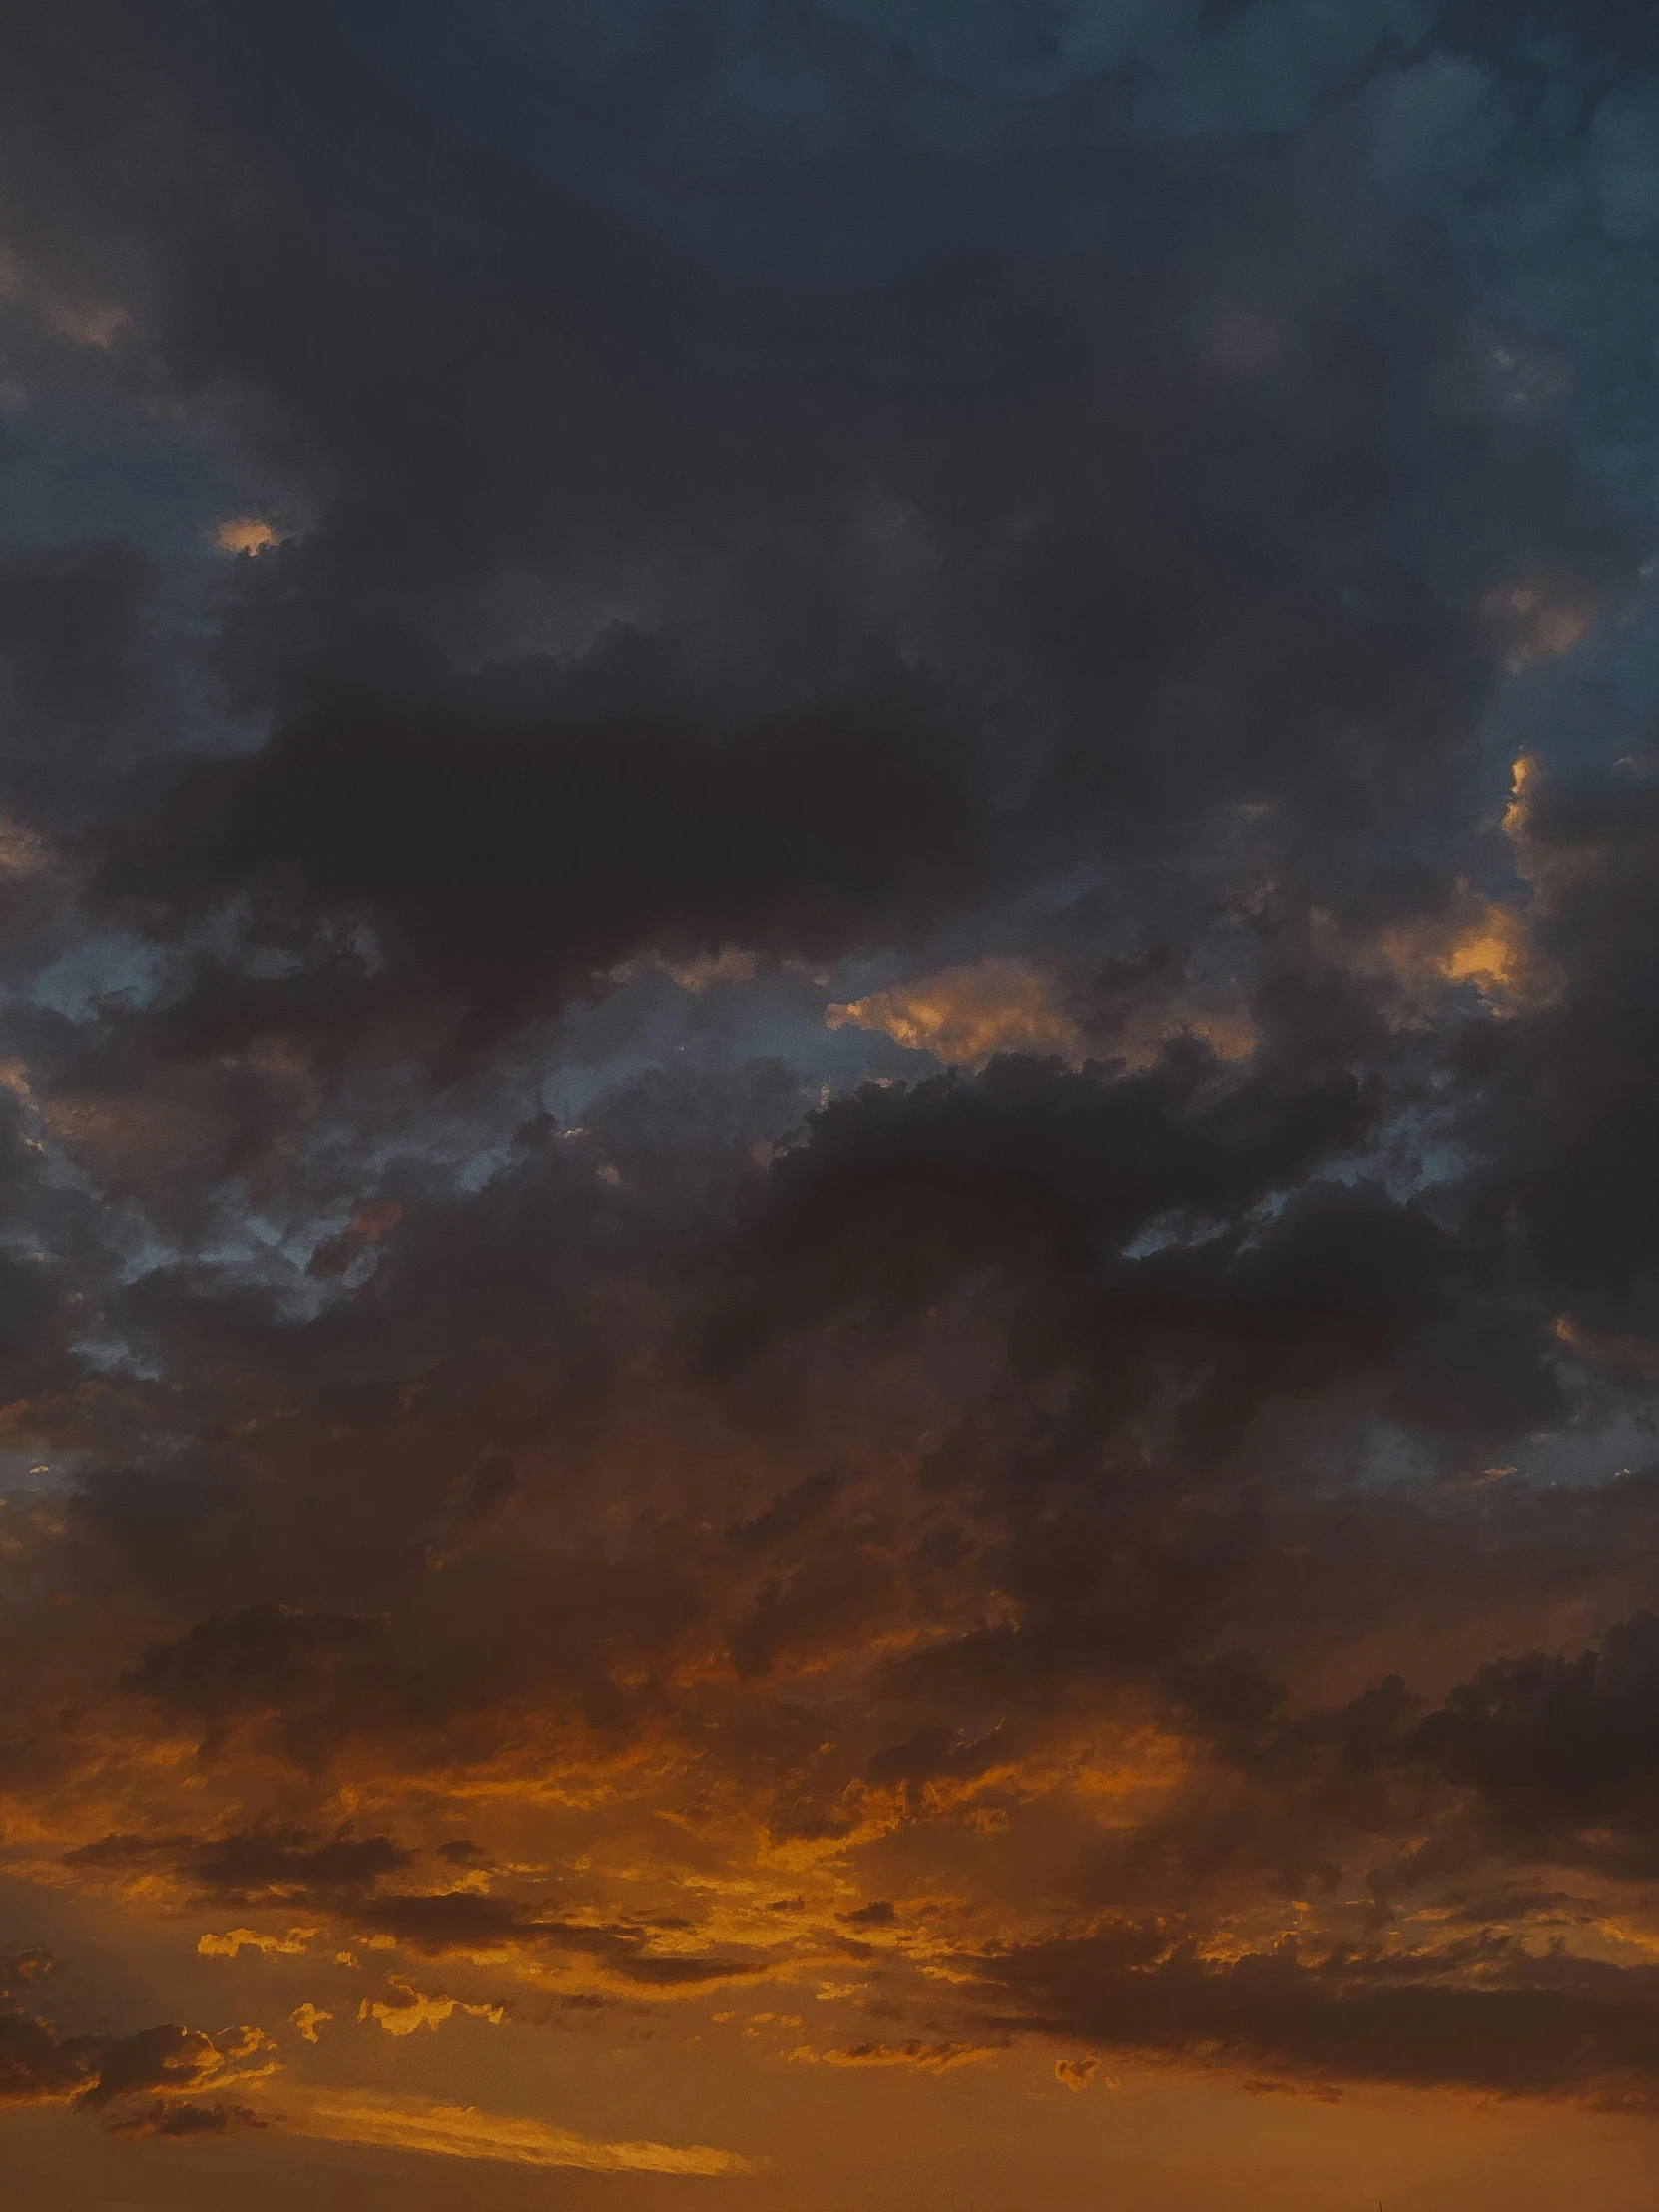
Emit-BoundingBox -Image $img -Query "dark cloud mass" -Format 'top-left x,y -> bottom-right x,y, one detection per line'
0,1948 -> 264,2137
4,2 -> 1659,2203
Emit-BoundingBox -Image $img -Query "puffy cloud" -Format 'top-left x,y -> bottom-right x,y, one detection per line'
357,1976 -> 505,2037
827,959 -> 1085,1069
0,1951 -> 99,2109
0,1956 -> 275,2140
75,2021 -> 276,2112
288,2002 -> 330,2044
1054,2054 -> 1105,2092
198,1927 -> 316,1960
1414,1610 -> 1659,1874
210,516 -> 280,556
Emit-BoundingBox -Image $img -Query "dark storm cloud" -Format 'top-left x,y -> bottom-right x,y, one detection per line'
0,2008 -> 93,2107
708,1043 -> 1548,1516
0,0 -> 1543,1087
2,0 -> 1659,2151
123,1603 -> 384,1723
0,1949 -> 258,2134
77,2022 -> 233,2110
62,1823 -> 764,1986
1413,1609 -> 1659,1875
970,1920 -> 1659,2109
65,1823 -> 413,1905
0,546 -> 152,806
1071,1596 -> 1659,1914
103,660 -> 986,1069
0,1949 -> 97,2107
74,425 -> 1492,1093
1478,762 -> 1659,1330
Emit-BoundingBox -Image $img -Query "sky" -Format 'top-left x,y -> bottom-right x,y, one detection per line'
6,3 -> 1659,2207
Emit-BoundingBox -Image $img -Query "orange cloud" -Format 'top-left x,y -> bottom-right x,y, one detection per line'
211,515 -> 282,555
1056,2054 -> 1116,2091
791,2039 -> 995,2073
278,2087 -> 752,2174
1316,874 -> 1559,1023
198,1927 -> 317,1959
827,958 -> 1081,1067
358,1977 -> 506,2037
826,957 -> 1253,1070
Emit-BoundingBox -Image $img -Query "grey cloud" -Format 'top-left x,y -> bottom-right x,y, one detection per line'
971,1920 -> 1659,2107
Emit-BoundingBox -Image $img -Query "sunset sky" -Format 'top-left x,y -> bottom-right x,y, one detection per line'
6,5 -> 1659,2208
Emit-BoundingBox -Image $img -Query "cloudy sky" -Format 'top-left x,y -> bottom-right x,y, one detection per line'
5,4 -> 1659,2206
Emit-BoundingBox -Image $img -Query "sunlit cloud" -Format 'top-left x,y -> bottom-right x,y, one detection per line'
358,1976 -> 506,2036
211,515 -> 282,555
276,2087 -> 753,2175
791,2039 -> 996,2073
827,957 -> 1082,1066
825,957 -> 1252,1070
199,1927 -> 317,1959
1055,2055 -> 1115,2091
1314,873 -> 1560,1023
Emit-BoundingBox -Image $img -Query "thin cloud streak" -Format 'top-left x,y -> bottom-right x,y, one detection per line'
276,2087 -> 753,2177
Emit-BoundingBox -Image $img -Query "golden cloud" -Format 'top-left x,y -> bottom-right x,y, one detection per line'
358,1976 -> 506,2037
827,957 -> 1082,1067
791,2039 -> 995,2073
211,516 -> 282,555
289,2003 -> 331,2045
1055,2054 -> 1114,2092
826,956 -> 1254,1070
199,1927 -> 317,1960
1315,871 -> 1560,1024
277,2087 -> 752,2175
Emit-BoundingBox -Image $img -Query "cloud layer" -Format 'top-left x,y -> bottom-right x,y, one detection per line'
4,3 -> 1659,2202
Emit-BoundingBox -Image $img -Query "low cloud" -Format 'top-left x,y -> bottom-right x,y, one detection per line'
1054,2055 -> 1106,2092
970,1925 -> 1659,2111
198,1927 -> 317,1959
791,2040 -> 996,2074
358,1977 -> 505,2037
278,2087 -> 752,2175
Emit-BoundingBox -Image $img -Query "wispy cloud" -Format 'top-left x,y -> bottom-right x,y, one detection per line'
276,2088 -> 753,2176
